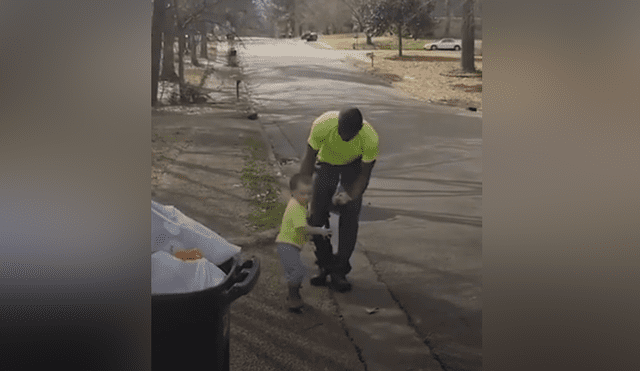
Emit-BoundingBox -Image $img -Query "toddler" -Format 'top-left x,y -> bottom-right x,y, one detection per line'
275,173 -> 332,312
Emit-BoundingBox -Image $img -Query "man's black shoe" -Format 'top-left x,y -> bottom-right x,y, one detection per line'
310,269 -> 329,286
329,273 -> 352,292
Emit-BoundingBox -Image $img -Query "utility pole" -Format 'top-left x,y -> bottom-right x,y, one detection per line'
461,0 -> 475,73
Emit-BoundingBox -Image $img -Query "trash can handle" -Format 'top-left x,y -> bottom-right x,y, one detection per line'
225,257 -> 260,303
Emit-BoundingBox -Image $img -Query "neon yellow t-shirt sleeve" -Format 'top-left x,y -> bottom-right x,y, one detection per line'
361,123 -> 379,163
308,111 -> 338,151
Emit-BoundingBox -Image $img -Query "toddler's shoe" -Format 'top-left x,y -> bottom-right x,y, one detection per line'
286,283 -> 304,313
310,268 -> 329,286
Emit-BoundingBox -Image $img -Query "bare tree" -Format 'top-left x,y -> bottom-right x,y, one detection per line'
161,1 -> 178,81
189,27 -> 200,66
152,0 -> 167,105
196,0 -> 209,59
173,0 -> 216,100
443,0 -> 450,37
263,0 -> 347,37
461,0 -> 475,72
199,18 -> 208,59
153,0 -> 257,104
297,0 -> 323,34
341,0 -> 377,45
269,0 -> 321,37
365,0 -> 436,57
268,0 -> 296,36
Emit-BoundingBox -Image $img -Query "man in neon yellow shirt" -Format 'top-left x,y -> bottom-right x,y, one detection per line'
299,107 -> 379,292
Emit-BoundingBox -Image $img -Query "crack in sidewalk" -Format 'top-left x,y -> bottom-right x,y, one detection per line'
329,290 -> 369,371
362,248 -> 449,371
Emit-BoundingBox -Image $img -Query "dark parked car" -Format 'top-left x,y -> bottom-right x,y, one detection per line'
301,32 -> 318,42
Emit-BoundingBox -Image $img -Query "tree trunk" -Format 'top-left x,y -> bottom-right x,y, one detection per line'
289,1 -> 296,37
461,0 -> 475,72
200,0 -> 209,59
178,27 -> 185,98
199,21 -> 208,59
397,25 -> 402,57
444,0 -> 451,37
190,30 -> 200,66
366,33 -> 372,45
161,7 -> 177,81
152,0 -> 166,105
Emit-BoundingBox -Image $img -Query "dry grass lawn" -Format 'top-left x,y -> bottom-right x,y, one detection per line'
313,34 -> 482,111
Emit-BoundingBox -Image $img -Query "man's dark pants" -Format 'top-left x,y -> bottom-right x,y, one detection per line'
309,159 -> 367,276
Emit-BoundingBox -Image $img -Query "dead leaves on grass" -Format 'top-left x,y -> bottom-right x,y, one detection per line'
452,84 -> 482,93
385,55 -> 460,62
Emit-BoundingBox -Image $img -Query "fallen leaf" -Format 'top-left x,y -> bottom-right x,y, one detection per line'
365,307 -> 380,315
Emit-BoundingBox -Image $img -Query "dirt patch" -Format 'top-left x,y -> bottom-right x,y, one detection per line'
453,84 -> 482,93
377,73 -> 403,82
356,54 -> 483,111
385,55 -> 460,62
441,69 -> 482,78
151,128 -> 193,188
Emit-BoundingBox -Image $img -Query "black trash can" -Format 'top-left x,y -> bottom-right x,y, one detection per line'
152,256 -> 260,371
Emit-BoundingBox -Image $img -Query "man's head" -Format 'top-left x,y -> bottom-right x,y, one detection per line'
290,173 -> 313,205
338,107 -> 363,142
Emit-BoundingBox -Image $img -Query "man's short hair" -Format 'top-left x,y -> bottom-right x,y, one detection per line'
290,173 -> 312,191
338,107 -> 363,136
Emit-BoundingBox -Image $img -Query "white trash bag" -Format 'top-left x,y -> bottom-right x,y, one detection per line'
151,251 -> 226,295
151,200 -> 240,265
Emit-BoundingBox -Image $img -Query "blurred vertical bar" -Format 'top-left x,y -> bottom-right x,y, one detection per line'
484,1 -> 640,370
0,1 -> 150,370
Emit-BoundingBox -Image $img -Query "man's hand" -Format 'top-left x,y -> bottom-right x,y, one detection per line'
319,227 -> 333,238
306,225 -> 333,237
332,191 -> 352,206
347,160 -> 375,202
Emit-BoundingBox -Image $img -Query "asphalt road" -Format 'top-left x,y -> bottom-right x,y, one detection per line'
239,37 -> 482,371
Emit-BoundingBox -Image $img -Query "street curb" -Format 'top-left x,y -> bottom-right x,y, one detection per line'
227,56 -> 285,250
236,52 -> 284,178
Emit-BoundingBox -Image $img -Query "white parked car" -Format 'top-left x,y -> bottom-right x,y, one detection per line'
424,38 -> 462,51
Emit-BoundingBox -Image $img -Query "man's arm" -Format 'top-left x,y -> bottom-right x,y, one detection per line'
346,160 -> 376,200
305,224 -> 331,237
299,144 -> 319,177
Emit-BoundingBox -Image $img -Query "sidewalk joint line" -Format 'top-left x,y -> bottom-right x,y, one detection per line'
361,247 -> 449,371
329,291 -> 369,371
